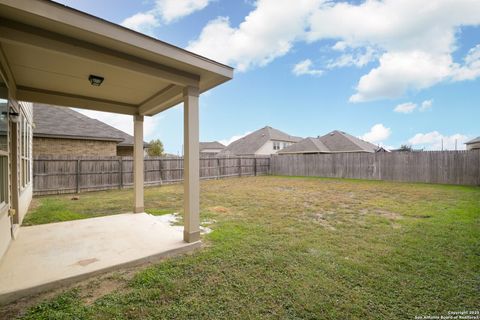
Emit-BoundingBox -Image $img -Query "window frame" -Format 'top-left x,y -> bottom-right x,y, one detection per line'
273,141 -> 280,150
19,109 -> 32,190
0,98 -> 8,211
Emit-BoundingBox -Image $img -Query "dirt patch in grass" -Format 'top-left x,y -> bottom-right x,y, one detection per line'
209,206 -> 230,213
313,213 -> 337,230
81,278 -> 126,305
374,209 -> 402,220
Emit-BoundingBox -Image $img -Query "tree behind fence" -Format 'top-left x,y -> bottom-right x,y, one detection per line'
271,150 -> 480,186
33,156 -> 271,196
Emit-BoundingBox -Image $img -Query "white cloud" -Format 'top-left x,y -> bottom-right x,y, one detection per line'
327,46 -> 377,69
121,0 -> 212,35
308,0 -> 480,102
394,102 -> 417,114
121,12 -> 159,36
185,0 -> 480,99
349,51 -> 453,102
154,0 -> 212,24
186,0 -> 321,71
408,131 -> 469,150
420,99 -> 433,111
74,109 -> 164,141
185,0 -> 480,100
360,124 -> 391,143
292,59 -> 323,76
219,131 -> 252,146
452,44 -> 480,81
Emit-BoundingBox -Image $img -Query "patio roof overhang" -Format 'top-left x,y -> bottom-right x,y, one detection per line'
0,0 -> 233,116
0,0 -> 232,252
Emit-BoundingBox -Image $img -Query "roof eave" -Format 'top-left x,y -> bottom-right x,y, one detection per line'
33,133 -> 123,142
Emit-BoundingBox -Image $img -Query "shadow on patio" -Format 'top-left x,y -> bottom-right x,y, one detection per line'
0,213 -> 200,304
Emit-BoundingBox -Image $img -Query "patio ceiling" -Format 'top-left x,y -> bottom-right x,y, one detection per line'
0,0 -> 233,116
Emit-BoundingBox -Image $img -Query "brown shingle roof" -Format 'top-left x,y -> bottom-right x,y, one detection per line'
33,103 -> 143,146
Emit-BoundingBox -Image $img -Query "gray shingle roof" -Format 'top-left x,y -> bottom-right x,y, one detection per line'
33,103 -> 141,146
278,137 -> 330,154
465,136 -> 480,144
279,130 -> 378,154
219,126 -> 301,156
199,141 -> 225,151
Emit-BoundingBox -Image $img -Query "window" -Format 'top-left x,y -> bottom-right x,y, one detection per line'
20,111 -> 31,188
0,96 -> 8,206
273,141 -> 280,150
0,99 -> 7,153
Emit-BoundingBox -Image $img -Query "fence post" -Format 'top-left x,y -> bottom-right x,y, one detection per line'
76,159 -> 81,193
238,157 -> 242,177
159,158 -> 163,185
378,154 -> 382,180
119,158 -> 123,189
254,157 -> 257,176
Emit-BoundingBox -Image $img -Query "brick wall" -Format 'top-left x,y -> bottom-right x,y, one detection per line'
116,146 -> 134,157
33,137 -> 118,157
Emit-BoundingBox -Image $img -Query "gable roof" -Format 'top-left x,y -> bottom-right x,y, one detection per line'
219,126 -> 302,156
33,103 -> 141,146
465,137 -> 480,144
279,130 -> 379,154
277,137 -> 330,154
199,141 -> 225,151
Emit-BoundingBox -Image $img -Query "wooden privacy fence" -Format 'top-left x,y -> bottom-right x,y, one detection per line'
33,155 -> 271,195
271,150 -> 480,186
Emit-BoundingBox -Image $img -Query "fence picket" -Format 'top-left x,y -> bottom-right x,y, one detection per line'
33,155 -> 271,195
270,150 -> 480,186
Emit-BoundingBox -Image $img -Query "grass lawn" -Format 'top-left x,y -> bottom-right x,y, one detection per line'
5,176 -> 480,319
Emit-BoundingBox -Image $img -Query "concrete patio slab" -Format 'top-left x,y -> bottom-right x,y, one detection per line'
0,213 -> 200,304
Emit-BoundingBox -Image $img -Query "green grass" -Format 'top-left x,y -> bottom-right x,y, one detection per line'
11,176 -> 480,319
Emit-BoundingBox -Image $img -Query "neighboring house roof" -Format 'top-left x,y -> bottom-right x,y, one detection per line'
465,137 -> 480,144
219,126 -> 302,156
199,141 -> 225,151
279,130 -> 379,154
33,103 -> 145,147
278,137 -> 330,154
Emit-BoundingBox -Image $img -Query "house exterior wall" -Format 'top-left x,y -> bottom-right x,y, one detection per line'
254,140 -> 294,155
200,148 -> 223,154
116,146 -> 134,156
33,137 -> 118,157
0,98 -> 33,260
466,142 -> 480,150
0,85 -> 10,260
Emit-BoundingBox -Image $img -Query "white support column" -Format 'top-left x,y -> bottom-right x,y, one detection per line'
133,115 -> 144,213
183,86 -> 200,243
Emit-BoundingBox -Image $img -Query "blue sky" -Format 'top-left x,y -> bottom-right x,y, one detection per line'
55,0 -> 480,153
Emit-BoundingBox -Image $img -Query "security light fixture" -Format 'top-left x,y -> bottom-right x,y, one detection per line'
1,107 -> 20,123
88,74 -> 104,86
9,107 -> 19,123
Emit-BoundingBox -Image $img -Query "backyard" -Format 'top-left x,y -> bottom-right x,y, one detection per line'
2,176 -> 480,319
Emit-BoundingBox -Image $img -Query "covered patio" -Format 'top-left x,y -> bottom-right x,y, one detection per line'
0,213 -> 200,303
0,0 -> 232,303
